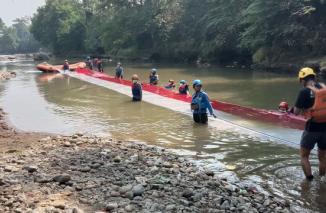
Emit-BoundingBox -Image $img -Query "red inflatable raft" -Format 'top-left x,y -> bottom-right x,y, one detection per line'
36,62 -> 86,73
74,68 -> 306,130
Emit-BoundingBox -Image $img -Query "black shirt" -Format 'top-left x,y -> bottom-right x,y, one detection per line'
295,83 -> 326,132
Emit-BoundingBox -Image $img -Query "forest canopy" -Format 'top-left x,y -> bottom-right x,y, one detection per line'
29,0 -> 326,65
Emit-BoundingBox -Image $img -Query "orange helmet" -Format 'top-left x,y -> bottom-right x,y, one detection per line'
131,74 -> 139,80
279,101 -> 289,111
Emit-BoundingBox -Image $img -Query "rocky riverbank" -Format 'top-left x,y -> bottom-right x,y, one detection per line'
0,106 -> 307,213
0,71 -> 16,80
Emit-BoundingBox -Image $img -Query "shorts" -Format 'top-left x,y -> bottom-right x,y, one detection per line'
300,130 -> 326,150
193,113 -> 208,124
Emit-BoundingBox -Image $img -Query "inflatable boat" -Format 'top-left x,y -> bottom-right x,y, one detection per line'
36,62 -> 86,73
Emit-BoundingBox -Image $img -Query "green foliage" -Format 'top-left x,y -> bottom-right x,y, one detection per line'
0,17 -> 40,54
31,0 -> 85,54
29,0 -> 326,64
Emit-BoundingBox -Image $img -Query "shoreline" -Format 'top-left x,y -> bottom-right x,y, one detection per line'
0,107 -> 307,213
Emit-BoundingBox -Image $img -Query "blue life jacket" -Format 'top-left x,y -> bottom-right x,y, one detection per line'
150,75 -> 158,84
191,91 -> 214,115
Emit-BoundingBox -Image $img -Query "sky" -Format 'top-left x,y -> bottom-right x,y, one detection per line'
0,0 -> 45,26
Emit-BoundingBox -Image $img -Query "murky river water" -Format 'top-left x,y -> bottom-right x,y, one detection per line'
1,58 -> 325,212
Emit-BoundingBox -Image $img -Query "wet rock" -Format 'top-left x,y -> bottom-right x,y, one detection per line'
132,184 -> 145,197
53,174 -> 71,184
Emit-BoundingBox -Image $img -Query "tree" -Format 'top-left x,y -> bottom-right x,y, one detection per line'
31,0 -> 85,54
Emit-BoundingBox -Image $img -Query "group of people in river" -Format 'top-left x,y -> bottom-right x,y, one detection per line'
129,65 -> 326,182
70,58 -> 326,181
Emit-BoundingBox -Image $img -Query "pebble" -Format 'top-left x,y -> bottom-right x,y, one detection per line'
132,184 -> 145,196
52,174 -> 71,184
106,202 -> 118,211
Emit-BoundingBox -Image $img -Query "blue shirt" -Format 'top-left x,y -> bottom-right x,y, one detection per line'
191,91 -> 214,115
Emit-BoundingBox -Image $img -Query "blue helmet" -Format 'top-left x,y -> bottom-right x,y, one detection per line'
180,80 -> 186,84
193,79 -> 202,86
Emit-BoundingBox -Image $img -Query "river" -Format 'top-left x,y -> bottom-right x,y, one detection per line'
0,58 -> 325,212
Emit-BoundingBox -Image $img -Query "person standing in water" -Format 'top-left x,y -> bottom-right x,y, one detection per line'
131,74 -> 142,101
86,56 -> 93,70
97,58 -> 104,72
115,62 -> 124,79
149,68 -> 159,85
191,79 -> 216,124
294,67 -> 326,181
179,80 -> 189,95
63,59 -> 69,72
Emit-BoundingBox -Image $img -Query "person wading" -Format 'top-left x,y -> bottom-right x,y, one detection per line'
115,62 -> 124,79
149,68 -> 159,85
294,67 -> 326,181
63,59 -> 69,72
191,79 -> 217,124
179,80 -> 189,95
131,74 -> 142,101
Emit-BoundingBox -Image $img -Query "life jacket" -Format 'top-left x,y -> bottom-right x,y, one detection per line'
150,75 -> 158,84
305,84 -> 326,123
179,84 -> 188,94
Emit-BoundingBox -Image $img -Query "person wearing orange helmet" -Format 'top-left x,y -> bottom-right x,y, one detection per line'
131,74 -> 142,101
278,101 -> 289,113
294,67 -> 326,181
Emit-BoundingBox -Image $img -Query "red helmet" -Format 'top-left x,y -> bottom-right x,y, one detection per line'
279,101 -> 289,111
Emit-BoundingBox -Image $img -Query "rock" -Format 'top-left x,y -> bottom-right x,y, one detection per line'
63,142 -> 72,147
166,204 -> 176,211
205,170 -> 215,177
34,175 -> 51,183
53,203 -> 66,210
263,199 -> 271,207
106,202 -> 118,211
221,200 -> 230,210
182,189 -> 194,199
23,165 -> 38,173
72,207 -> 84,213
53,175 -> 71,184
125,205 -> 134,212
162,162 -> 173,168
80,167 -> 91,173
110,191 -> 120,197
132,184 -> 145,197
119,184 -> 133,194
113,156 -> 121,163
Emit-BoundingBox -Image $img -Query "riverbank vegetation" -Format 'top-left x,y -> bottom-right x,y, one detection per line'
0,17 -> 40,54
30,0 -> 326,69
